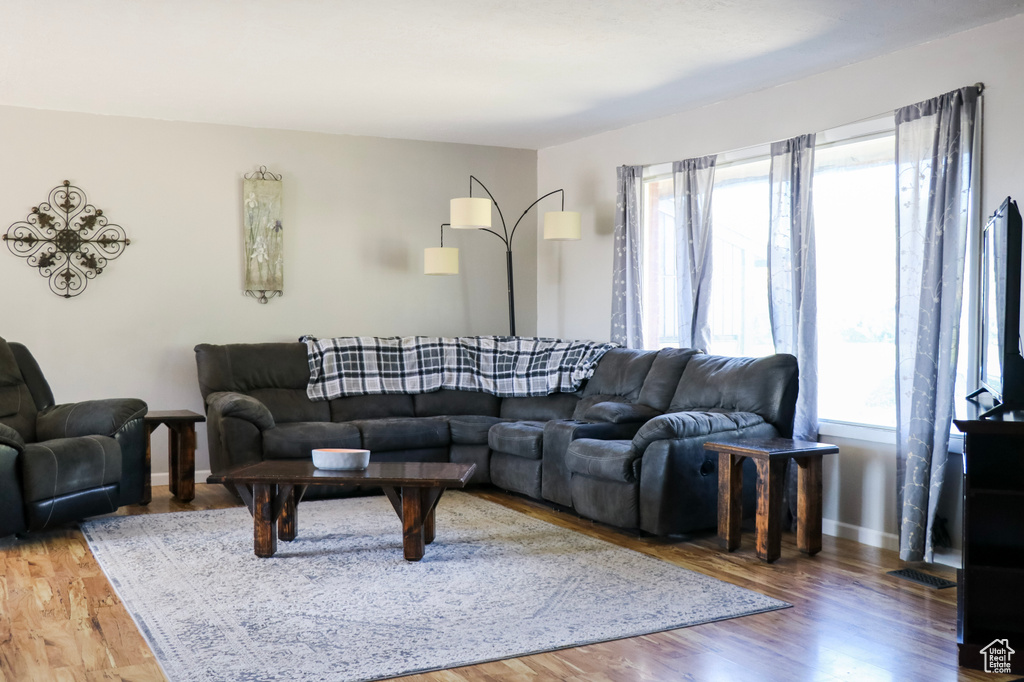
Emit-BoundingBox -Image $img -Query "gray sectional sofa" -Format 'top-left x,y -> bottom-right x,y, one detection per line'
195,341 -> 798,535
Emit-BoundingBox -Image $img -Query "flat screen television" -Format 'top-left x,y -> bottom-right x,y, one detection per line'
970,197 -> 1024,418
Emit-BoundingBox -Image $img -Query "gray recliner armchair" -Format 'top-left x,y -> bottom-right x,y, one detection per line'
0,336 -> 148,538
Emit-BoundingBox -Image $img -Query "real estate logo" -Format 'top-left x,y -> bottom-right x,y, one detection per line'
980,638 -> 1015,674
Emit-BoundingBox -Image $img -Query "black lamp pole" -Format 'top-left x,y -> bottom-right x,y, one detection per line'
464,175 -> 566,336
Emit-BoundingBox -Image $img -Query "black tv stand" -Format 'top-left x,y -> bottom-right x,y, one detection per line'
953,406 -> 1024,674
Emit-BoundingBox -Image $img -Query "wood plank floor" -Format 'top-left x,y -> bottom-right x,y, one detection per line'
0,484 -> 1016,682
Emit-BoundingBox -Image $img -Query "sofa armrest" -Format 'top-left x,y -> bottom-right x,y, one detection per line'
631,410 -> 765,452
0,422 -> 25,452
582,401 -> 661,424
206,391 -> 275,431
35,399 -> 148,441
546,420 -> 645,442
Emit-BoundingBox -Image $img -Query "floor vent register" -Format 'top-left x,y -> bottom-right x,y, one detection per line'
886,568 -> 957,589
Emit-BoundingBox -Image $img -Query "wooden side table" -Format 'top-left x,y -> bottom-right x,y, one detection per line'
142,410 -> 206,504
704,437 -> 838,563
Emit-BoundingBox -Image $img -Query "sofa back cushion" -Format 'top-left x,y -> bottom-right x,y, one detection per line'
249,388 -> 330,423
329,394 -> 415,422
8,342 -> 54,413
571,394 -> 629,420
413,389 -> 501,417
637,348 -> 700,412
500,393 -> 579,421
668,354 -> 799,436
0,338 -> 37,441
581,348 -> 657,401
262,422 -> 361,460
195,342 -> 310,399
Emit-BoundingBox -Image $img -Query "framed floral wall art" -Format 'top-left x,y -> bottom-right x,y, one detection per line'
243,166 -> 283,303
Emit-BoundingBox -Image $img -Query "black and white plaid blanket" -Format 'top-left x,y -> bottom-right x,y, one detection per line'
301,335 -> 618,400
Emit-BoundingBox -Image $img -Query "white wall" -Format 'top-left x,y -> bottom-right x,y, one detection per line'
536,14 -> 1024,552
1,107 -> 537,476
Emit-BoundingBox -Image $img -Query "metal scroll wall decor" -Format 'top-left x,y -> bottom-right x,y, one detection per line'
243,166 -> 283,303
3,180 -> 130,298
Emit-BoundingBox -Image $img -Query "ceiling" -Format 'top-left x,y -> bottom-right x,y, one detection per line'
2,0 -> 1023,150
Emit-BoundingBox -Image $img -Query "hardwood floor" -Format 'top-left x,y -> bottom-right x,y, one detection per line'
0,484 -> 1016,682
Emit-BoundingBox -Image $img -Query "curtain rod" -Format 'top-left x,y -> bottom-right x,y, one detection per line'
630,82 -> 985,169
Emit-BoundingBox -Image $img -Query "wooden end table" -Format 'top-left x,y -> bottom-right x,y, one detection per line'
142,410 -> 206,504
207,460 -> 476,561
704,437 -> 838,563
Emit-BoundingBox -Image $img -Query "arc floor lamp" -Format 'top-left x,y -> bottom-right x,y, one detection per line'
424,175 -> 581,336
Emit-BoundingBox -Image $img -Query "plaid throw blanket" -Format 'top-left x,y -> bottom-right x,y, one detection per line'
301,335 -> 618,400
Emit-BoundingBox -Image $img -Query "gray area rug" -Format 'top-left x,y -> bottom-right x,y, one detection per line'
81,492 -> 789,681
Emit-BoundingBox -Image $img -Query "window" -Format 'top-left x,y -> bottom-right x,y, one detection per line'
640,176 -> 677,348
814,134 -> 897,427
639,125 -> 971,432
640,157 -> 772,356
708,159 -> 772,357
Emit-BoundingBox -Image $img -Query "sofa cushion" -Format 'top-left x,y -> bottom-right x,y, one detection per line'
488,421 -> 545,459
0,338 -> 37,441
581,348 -> 657,401
249,388 -> 329,423
0,385 -> 36,442
668,354 -> 799,435
195,342 -> 310,400
447,415 -> 506,445
571,394 -> 629,420
329,394 -> 415,422
582,401 -> 662,424
351,418 -> 449,452
20,436 -> 122,502
632,410 -> 765,453
7,342 -> 55,413
414,390 -> 501,417
637,348 -> 700,411
0,423 -> 24,451
0,338 -> 23,392
262,422 -> 361,460
36,399 -> 149,441
500,394 -> 578,421
565,439 -> 640,483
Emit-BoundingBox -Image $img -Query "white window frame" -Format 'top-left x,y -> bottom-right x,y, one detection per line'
639,114 -> 978,450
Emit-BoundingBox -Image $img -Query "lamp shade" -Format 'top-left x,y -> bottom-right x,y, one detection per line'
450,197 -> 492,229
543,211 -> 582,240
424,246 -> 459,275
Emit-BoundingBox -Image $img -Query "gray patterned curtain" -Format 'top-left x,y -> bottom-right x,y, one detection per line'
768,134 -> 818,443
895,86 -> 980,563
611,165 -> 644,347
673,156 -> 717,351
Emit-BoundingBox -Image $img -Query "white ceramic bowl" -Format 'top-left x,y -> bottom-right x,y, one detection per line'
312,448 -> 370,470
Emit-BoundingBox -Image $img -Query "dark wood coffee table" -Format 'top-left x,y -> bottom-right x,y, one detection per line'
207,460 -> 476,561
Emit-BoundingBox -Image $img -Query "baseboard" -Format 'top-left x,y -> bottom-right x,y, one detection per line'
822,519 -> 963,568
150,470 -> 212,487
822,518 -> 900,552
930,548 -> 963,569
